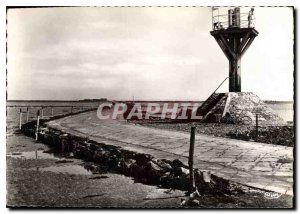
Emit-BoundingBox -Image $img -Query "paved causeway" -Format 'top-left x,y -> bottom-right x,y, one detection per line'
48,111 -> 294,196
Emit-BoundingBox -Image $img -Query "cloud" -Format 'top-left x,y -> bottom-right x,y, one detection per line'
7,7 -> 293,101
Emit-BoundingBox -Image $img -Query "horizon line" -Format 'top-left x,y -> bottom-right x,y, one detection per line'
6,99 -> 294,103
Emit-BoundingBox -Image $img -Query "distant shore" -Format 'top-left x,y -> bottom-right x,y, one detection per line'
7,100 -> 293,104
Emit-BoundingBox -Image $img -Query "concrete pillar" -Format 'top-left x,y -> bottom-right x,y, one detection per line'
229,37 -> 241,92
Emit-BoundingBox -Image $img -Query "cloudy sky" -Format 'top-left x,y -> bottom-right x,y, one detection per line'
7,7 -> 293,101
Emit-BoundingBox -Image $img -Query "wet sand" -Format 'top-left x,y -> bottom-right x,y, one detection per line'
7,133 -> 186,208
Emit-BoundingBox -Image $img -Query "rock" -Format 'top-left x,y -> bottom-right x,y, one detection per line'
180,198 -> 187,206
120,159 -> 136,175
160,173 -> 172,188
190,190 -> 200,199
107,154 -> 119,169
189,199 -> 200,206
135,153 -> 151,165
89,143 -> 99,152
121,159 -> 136,169
131,163 -> 146,182
84,162 -> 98,173
146,161 -> 163,184
181,198 -> 200,207
68,152 -> 74,157
201,92 -> 285,125
61,133 -> 68,138
171,159 -> 184,168
92,149 -> 111,163
202,171 -> 211,183
146,161 -> 162,172
173,166 -> 189,176
180,167 -> 189,175
153,159 -> 172,171
113,149 -> 122,157
39,127 -> 49,134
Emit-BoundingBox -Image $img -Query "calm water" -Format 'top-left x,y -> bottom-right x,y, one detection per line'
268,103 -> 294,122
6,101 -> 102,131
7,101 -> 294,124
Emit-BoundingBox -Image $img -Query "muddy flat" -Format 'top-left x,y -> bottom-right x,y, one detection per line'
6,132 -> 185,208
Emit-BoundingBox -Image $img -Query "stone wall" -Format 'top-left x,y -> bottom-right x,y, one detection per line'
20,120 -> 245,195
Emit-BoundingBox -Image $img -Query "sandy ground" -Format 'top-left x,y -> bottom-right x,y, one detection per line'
7,132 -> 187,208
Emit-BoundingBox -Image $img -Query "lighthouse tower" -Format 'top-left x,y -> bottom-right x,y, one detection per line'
196,7 -> 284,125
211,7 -> 258,92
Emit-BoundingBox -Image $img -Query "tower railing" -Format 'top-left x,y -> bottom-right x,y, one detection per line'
208,77 -> 229,98
212,8 -> 256,30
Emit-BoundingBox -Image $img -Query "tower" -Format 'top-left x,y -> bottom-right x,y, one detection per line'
211,7 -> 258,92
196,7 -> 284,125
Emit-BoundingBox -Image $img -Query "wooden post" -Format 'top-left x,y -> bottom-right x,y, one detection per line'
19,109 -> 22,130
61,138 -> 65,152
51,107 -> 54,117
256,114 -> 258,141
41,107 -> 44,118
189,125 -> 196,191
35,150 -> 38,159
35,110 -> 40,141
26,107 -> 29,122
61,134 -> 68,152
228,37 -> 241,92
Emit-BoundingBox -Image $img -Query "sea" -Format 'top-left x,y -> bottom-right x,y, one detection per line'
6,100 -> 294,129
267,102 -> 294,122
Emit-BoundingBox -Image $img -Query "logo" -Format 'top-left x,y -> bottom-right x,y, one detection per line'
97,102 -> 203,121
264,192 -> 282,199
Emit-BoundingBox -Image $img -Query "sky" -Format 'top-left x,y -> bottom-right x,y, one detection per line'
7,7 -> 294,101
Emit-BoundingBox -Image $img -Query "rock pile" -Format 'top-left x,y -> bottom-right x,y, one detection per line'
201,92 -> 285,125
